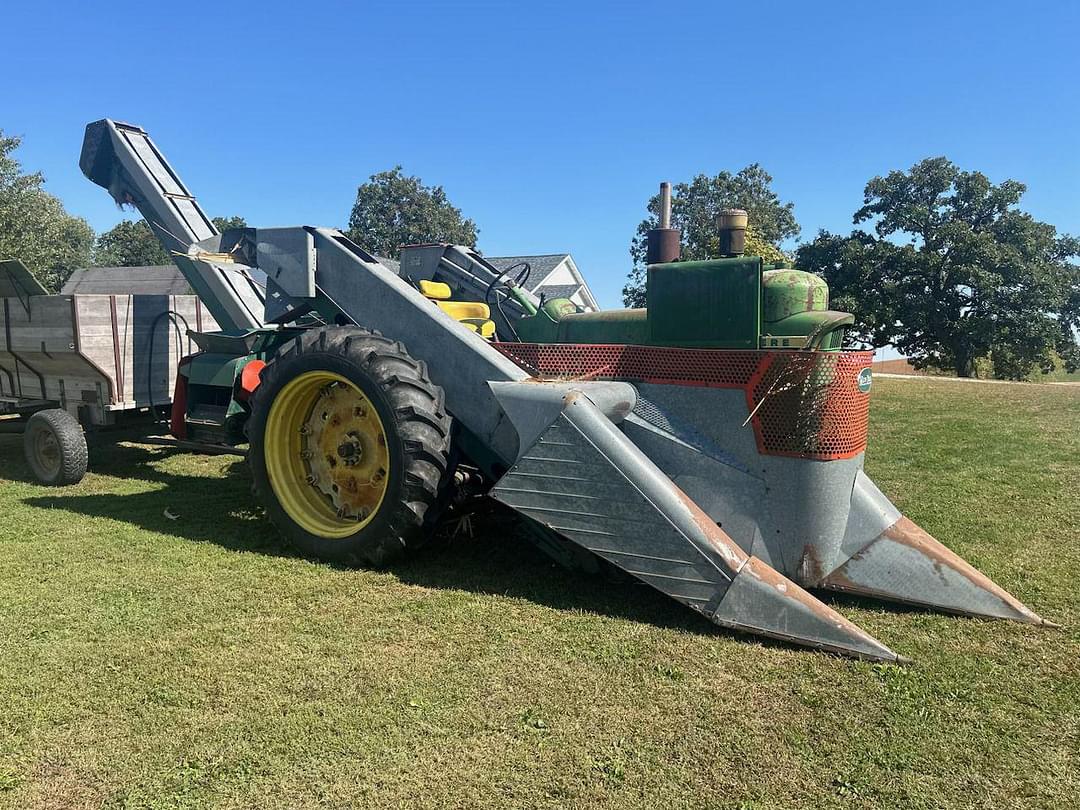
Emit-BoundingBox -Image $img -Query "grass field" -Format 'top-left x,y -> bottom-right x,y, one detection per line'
1,378 -> 1077,809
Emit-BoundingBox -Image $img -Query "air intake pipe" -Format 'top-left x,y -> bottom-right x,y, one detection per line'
717,208 -> 748,256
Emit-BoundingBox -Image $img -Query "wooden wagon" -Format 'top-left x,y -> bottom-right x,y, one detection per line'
1,260 -> 218,483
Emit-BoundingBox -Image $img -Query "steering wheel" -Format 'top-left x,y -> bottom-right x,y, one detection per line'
484,262 -> 531,342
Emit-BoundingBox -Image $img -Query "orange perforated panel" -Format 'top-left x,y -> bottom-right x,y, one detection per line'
494,343 -> 874,461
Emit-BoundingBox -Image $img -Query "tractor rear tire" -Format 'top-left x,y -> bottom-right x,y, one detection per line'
247,326 -> 452,566
23,408 -> 88,486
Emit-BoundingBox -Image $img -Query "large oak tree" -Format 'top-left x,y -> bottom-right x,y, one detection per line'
798,157 -> 1079,378
0,130 -> 94,291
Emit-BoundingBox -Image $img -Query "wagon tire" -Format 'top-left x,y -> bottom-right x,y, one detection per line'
23,408 -> 88,486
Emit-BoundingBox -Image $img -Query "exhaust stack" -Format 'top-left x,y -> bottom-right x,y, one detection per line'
646,181 -> 681,264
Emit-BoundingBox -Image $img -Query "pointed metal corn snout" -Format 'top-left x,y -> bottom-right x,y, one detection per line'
491,385 -> 905,663
713,556 -> 903,662
818,515 -> 1055,626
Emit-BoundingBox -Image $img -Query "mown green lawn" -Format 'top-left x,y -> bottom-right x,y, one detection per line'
1,378 -> 1077,809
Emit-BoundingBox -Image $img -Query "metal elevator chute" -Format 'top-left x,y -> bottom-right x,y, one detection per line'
79,119 -> 266,334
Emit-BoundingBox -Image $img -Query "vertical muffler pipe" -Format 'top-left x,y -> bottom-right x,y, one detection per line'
646,181 -> 681,264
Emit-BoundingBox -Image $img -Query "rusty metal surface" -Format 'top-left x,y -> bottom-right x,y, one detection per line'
616,382 -> 1053,631
713,556 -> 904,662
818,516 -> 1054,625
646,228 -> 681,264
492,387 -> 903,661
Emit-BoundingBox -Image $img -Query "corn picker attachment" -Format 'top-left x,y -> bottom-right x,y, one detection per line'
76,120 -> 1053,662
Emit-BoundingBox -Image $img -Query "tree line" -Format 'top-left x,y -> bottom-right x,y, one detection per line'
2,126 -> 1076,379
1,130 -> 249,288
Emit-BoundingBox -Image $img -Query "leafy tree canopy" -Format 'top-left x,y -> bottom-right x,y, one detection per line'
797,157 -> 1080,378
0,130 -> 94,291
346,166 -> 477,260
623,165 -> 799,307
93,216 -> 248,267
93,219 -> 169,267
212,215 -> 247,233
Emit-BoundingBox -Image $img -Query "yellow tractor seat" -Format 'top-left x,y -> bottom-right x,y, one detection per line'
418,280 -> 496,339
418,280 -> 452,300
437,300 -> 491,321
461,318 -> 496,339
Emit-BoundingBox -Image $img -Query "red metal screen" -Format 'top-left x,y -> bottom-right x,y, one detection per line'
494,343 -> 874,461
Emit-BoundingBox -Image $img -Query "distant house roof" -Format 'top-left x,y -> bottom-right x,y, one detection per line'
533,283 -> 583,301
487,255 -> 569,290
486,254 -> 599,310
61,265 -> 194,296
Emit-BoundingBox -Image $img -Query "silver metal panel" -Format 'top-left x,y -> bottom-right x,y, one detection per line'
820,516 -> 1050,625
310,229 -> 530,463
627,383 -> 861,581
838,470 -> 902,561
621,415 -> 768,563
489,379 -> 635,454
122,128 -> 189,201
622,381 -> 1050,627
256,228 -> 316,299
713,557 -> 901,661
492,389 -> 901,662
493,395 -> 748,611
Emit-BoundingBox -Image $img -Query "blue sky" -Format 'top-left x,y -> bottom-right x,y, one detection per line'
3,0 -> 1077,308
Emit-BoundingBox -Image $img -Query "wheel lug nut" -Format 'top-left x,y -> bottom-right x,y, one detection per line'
305,474 -> 318,485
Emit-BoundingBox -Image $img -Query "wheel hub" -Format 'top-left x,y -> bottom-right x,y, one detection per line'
263,370 -> 393,539
337,434 -> 363,465
300,380 -> 389,524
34,427 -> 61,477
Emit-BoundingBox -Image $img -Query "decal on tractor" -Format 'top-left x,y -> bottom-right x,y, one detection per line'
857,367 -> 873,393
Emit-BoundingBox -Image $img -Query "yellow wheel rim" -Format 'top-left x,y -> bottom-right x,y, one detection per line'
263,371 -> 391,538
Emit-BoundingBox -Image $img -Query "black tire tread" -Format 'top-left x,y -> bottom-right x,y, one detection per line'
247,326 -> 452,566
23,408 -> 88,486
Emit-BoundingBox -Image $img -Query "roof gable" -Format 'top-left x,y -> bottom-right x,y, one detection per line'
486,255 -> 570,292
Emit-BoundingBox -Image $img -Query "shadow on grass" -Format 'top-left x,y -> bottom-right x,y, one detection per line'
10,439 -> 714,637
0,433 -> 39,486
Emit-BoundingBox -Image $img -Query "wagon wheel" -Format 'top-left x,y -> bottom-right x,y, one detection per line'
23,408 -> 88,485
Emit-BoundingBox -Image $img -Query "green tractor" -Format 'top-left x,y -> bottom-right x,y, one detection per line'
71,120 -> 1052,663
